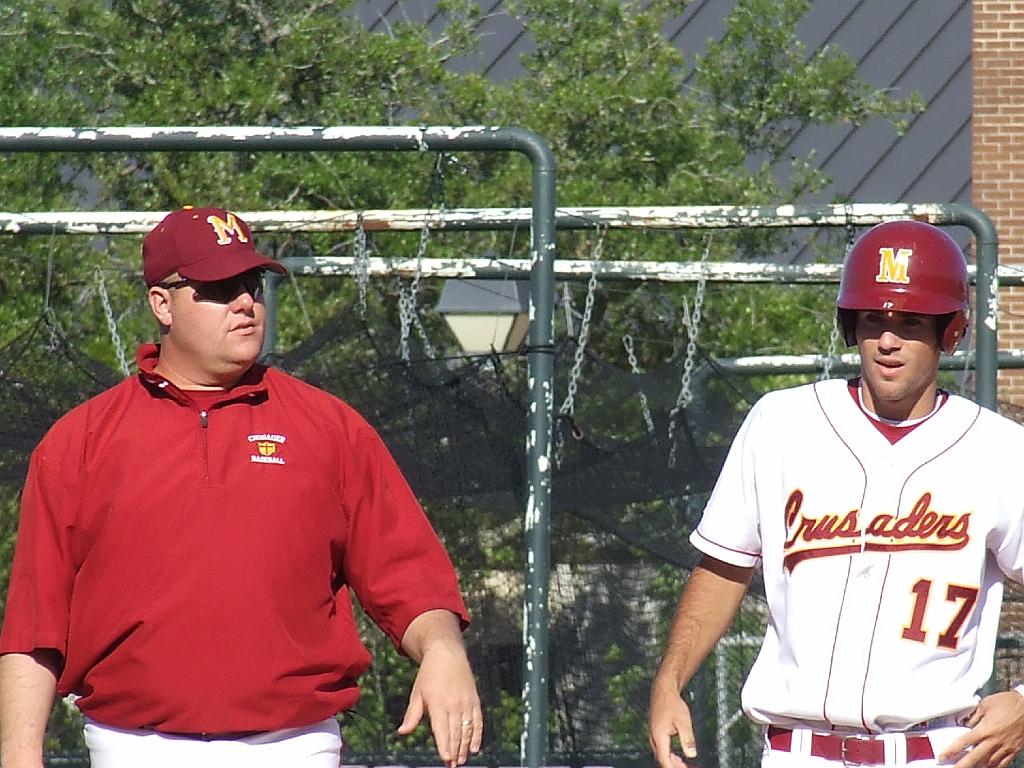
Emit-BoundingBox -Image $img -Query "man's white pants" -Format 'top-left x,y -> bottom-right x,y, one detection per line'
84,716 -> 342,768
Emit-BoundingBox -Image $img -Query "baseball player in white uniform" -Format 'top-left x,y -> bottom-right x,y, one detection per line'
649,220 -> 1024,768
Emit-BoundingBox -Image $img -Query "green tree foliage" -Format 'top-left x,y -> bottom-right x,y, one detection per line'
0,0 -> 920,760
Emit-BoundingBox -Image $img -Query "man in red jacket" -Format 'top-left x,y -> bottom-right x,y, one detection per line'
0,207 -> 482,768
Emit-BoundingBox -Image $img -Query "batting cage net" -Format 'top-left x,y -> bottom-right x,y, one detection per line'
2,228 -> 1023,768
0,256 -> 767,768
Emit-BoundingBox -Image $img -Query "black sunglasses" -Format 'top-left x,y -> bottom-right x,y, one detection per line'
155,270 -> 265,304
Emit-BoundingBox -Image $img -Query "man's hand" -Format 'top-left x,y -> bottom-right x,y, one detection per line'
648,558 -> 753,768
649,675 -> 699,768
939,691 -> 1024,768
398,610 -> 482,768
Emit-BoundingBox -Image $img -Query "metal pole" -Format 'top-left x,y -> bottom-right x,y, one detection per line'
0,126 -> 557,768
0,134 -> 1001,762
262,272 -> 281,356
713,350 -> 1024,375
521,133 -> 556,768
947,204 -> 999,410
0,202 -> 1000,235
4,199 -> 997,409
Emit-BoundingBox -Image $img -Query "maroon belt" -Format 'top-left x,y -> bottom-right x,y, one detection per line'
767,725 -> 935,765
159,730 -> 267,741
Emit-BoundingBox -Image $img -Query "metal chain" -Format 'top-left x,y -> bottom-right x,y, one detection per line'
354,214 -> 369,318
561,281 -> 576,338
43,252 -> 62,350
412,310 -> 436,360
286,269 -> 316,335
429,152 -> 447,213
94,266 -> 131,377
558,230 -> 604,419
44,307 -> 64,351
623,334 -> 656,436
820,318 -> 841,380
555,230 -> 604,465
398,224 -> 431,362
821,221 -> 856,381
668,235 -> 712,467
397,154 -> 448,362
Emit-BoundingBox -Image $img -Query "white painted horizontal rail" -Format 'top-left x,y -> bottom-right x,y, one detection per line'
0,203 -> 989,234
276,256 -> 1019,284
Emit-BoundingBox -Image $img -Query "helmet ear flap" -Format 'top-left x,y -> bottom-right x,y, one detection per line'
837,309 -> 858,347
940,311 -> 969,355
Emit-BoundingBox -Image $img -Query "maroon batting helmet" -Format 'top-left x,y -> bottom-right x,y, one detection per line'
836,219 -> 969,354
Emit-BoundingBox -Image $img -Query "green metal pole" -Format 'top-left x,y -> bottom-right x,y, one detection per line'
948,203 -> 999,411
0,126 -> 558,768
262,272 -> 281,357
520,132 -> 557,768
0,130 -> 998,760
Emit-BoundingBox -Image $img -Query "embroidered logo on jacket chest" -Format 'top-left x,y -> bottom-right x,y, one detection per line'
248,433 -> 286,465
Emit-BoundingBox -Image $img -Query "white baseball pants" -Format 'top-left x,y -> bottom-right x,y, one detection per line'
83,716 -> 342,768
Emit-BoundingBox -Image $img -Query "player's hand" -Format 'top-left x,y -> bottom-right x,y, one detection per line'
649,674 -> 699,768
397,613 -> 482,768
939,691 -> 1024,768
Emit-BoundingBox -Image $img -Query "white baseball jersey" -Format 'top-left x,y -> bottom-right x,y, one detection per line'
691,378 -> 1024,733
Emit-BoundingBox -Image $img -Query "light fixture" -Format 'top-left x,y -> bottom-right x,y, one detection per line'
436,279 -> 530,354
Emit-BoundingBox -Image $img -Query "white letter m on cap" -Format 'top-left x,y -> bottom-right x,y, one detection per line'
206,213 -> 249,246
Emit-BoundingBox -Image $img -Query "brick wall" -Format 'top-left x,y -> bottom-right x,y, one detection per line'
973,0 -> 1024,405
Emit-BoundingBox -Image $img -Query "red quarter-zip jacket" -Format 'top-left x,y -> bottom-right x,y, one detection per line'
0,344 -> 468,733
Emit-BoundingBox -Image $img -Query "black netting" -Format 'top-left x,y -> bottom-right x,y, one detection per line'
3,294 -> 766,768
0,317 -> 120,494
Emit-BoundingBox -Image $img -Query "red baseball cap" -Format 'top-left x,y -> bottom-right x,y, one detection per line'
142,206 -> 288,286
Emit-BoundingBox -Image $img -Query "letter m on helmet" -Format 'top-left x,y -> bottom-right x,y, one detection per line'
875,247 -> 912,285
